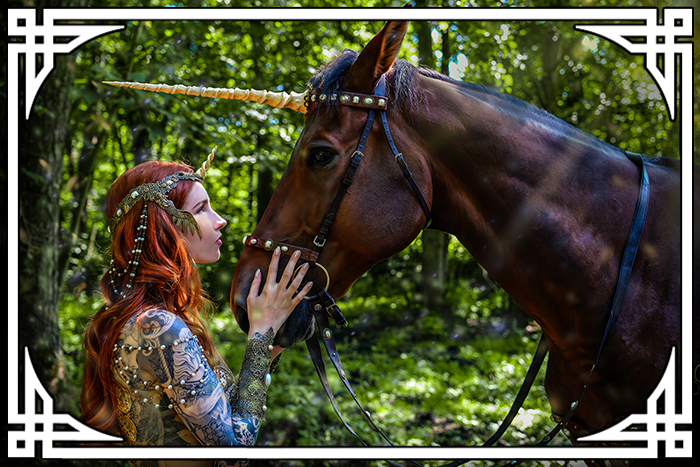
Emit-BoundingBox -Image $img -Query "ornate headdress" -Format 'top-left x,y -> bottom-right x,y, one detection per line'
108,147 -> 217,299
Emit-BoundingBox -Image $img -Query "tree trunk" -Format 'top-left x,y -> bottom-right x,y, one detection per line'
252,22 -> 274,221
18,8 -> 79,393
415,21 -> 449,312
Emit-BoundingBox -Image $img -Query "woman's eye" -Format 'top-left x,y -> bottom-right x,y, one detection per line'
309,148 -> 334,166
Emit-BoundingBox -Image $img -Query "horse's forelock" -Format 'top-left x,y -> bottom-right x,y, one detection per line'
307,50 -> 423,117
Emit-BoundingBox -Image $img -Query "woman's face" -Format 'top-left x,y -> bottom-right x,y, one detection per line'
181,182 -> 227,263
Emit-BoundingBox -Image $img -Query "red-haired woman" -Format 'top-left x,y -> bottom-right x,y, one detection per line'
80,157 -> 312,464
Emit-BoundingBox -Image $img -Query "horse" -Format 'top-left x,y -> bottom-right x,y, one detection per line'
105,19 -> 687,457
228,19 -> 686,447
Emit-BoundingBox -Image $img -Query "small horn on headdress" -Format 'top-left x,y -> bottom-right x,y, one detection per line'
102,80 -> 308,114
196,146 -> 217,178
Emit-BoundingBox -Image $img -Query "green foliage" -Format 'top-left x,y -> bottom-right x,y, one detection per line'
55,3 -> 688,465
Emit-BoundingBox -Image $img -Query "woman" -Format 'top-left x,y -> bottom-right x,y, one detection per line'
80,154 -> 312,464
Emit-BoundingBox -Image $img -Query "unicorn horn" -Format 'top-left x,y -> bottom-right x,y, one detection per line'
102,80 -> 308,114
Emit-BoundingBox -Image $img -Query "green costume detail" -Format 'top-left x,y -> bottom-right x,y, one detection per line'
231,328 -> 275,421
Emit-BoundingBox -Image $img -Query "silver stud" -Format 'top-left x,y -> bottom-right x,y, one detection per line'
571,401 -> 578,409
131,191 -> 139,198
264,240 -> 274,251
311,94 -> 317,102
323,329 -> 332,340
320,94 -> 327,101
243,235 -> 249,245
281,246 -> 289,253
340,94 -> 350,103
268,344 -> 273,351
250,238 -> 258,245
168,404 -> 173,409
330,94 -> 337,101
378,98 -> 386,107
116,209 -> 122,216
265,373 -> 272,387
352,96 -> 360,104
262,405 -> 267,411
362,97 -> 374,106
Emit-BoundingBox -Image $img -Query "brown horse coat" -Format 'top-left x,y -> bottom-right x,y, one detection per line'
231,21 -> 687,439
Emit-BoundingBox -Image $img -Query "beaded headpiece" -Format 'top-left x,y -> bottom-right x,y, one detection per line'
109,172 -> 203,237
108,147 -> 217,236
108,147 -> 217,299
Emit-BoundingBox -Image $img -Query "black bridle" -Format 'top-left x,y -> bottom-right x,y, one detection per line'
242,72 -> 650,466
243,73 -> 432,331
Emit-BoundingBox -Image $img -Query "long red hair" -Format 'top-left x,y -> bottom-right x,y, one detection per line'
80,161 -> 221,435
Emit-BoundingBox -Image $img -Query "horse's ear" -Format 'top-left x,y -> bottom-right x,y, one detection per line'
343,21 -> 408,94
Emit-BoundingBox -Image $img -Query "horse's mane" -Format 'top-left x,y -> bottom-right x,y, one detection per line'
308,49 -> 677,169
307,48 -> 557,120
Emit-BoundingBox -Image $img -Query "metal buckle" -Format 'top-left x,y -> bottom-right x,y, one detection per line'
313,235 -> 326,248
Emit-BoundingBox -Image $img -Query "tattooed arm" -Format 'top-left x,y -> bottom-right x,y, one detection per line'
132,309 -> 266,448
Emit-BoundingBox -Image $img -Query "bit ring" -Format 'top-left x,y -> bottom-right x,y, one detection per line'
293,262 -> 330,297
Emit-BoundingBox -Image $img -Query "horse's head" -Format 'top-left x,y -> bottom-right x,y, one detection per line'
230,21 -> 434,347
104,21 -> 432,347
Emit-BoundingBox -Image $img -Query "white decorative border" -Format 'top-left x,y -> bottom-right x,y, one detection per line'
7,6 -> 692,462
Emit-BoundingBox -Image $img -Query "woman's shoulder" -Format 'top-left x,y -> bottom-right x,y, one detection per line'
121,308 -> 195,348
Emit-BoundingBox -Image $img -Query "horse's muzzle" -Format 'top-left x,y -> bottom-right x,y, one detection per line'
233,294 -> 316,348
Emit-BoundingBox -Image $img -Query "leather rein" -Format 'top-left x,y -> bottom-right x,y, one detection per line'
242,73 -> 651,466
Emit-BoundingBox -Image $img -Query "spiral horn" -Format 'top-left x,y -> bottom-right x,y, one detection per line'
102,80 -> 308,114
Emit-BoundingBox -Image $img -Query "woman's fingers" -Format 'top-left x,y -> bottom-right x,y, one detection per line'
291,280 -> 314,308
279,249 -> 301,288
288,262 -> 309,295
247,268 -> 262,301
264,247 -> 282,289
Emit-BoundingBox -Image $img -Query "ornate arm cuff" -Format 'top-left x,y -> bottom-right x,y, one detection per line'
231,327 -> 275,421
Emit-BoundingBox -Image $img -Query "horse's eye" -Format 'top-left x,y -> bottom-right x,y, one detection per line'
309,148 -> 335,167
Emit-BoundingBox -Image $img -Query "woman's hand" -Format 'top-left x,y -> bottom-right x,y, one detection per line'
246,247 -> 313,339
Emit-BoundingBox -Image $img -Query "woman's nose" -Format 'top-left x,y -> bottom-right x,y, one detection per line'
215,212 -> 227,230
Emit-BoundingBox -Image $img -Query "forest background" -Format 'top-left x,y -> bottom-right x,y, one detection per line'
10,1 -> 696,466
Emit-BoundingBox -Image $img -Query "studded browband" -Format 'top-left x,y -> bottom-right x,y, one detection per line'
306,90 -> 389,114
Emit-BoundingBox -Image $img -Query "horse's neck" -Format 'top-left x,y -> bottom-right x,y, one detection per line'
418,77 -> 637,340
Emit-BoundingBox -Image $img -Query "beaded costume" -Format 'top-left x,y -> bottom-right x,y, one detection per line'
113,309 -> 277,466
101,148 -> 279,466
